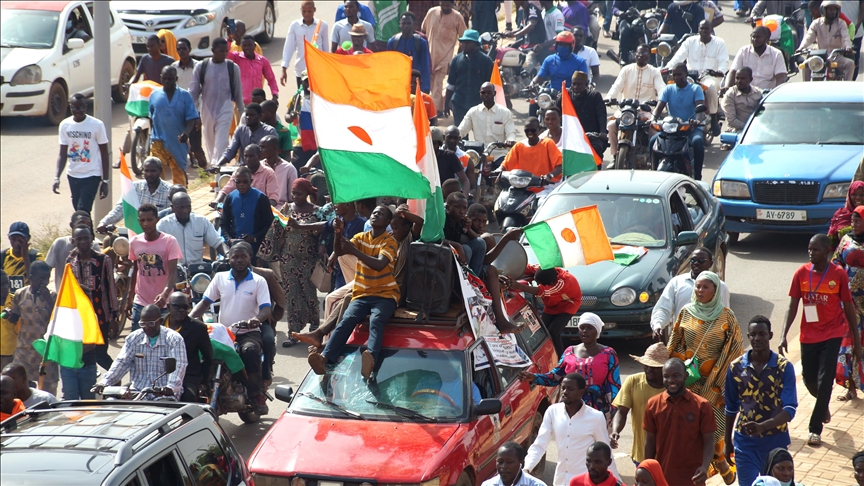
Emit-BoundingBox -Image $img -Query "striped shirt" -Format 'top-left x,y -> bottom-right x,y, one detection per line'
350,231 -> 399,303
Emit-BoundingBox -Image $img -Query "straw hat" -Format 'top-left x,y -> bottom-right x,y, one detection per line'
349,23 -> 367,37
630,342 -> 670,368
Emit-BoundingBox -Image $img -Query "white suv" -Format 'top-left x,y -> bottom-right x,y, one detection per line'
0,1 -> 136,125
112,1 -> 277,60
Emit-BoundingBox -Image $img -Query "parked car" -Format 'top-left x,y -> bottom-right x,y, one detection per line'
113,1 -> 277,59
715,81 -> 864,243
0,1 -> 136,124
1,401 -> 252,486
522,170 -> 728,339
247,295 -> 558,486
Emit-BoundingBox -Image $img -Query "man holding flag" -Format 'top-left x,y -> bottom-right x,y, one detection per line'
96,157 -> 171,234
559,72 -> 607,167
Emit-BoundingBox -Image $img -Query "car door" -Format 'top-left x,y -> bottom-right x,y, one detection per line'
140,449 -> 191,486
64,4 -> 95,96
468,341 -> 504,482
176,429 -> 240,486
670,186 -> 697,277
680,181 -> 727,275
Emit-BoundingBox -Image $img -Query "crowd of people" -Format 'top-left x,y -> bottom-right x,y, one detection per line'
4,1 -> 864,486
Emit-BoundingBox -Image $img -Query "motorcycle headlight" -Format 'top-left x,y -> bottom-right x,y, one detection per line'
806,56 -> 825,72
611,287 -> 637,307
712,180 -> 751,199
662,121 -> 678,133
620,112 -> 637,126
10,65 -> 42,86
645,17 -> 660,31
509,174 -> 532,188
656,42 -> 672,58
190,273 -> 212,294
537,93 -> 553,110
185,11 -> 216,28
824,182 -> 850,199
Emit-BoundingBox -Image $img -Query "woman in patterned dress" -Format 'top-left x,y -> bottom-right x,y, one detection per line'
258,179 -> 321,344
668,270 -> 744,485
518,312 -> 621,423
832,207 -> 864,401
828,181 -> 864,250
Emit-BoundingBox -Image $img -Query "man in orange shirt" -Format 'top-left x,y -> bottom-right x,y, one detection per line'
412,70 -> 437,126
0,374 -> 25,421
499,117 -> 563,198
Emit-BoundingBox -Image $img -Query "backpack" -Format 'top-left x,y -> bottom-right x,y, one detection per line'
393,32 -> 424,63
198,59 -> 237,102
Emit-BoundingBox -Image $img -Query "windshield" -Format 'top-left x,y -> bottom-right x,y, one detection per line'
0,9 -> 59,49
533,193 -> 668,247
743,102 -> 864,145
291,346 -> 470,421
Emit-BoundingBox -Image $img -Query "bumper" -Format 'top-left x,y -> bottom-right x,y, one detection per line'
0,82 -> 50,117
562,307 -> 654,340
719,198 -> 837,234
126,26 -> 219,59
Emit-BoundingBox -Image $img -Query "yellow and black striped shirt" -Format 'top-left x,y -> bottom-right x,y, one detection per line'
350,231 -> 399,303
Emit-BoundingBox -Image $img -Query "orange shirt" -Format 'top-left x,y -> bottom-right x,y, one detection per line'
420,92 -> 436,120
501,138 -> 563,182
0,398 -> 25,421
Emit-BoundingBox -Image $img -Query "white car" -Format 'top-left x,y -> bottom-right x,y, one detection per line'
112,1 -> 277,60
0,1 -> 136,125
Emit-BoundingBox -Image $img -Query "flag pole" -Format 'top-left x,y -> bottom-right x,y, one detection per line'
38,264 -> 67,390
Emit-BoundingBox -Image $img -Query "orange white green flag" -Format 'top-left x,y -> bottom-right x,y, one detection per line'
409,84 -> 445,242
304,40 -> 432,203
561,81 -> 601,176
125,80 -> 162,118
119,152 -> 143,235
523,205 -> 613,269
490,60 -> 507,107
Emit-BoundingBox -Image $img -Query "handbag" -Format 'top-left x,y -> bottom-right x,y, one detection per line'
310,259 -> 332,293
683,321 -> 714,386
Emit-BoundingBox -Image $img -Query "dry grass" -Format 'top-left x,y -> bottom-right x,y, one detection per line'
30,221 -> 67,257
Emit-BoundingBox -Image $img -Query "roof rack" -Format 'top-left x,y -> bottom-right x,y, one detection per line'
388,303 -> 468,330
1,401 -> 207,466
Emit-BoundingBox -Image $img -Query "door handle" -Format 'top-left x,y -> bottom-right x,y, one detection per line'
504,405 -> 512,417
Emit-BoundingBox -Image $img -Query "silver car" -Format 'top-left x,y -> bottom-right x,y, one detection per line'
113,1 -> 277,59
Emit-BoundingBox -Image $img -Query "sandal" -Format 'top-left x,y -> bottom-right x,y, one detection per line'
807,433 -> 821,446
720,466 -> 736,485
837,389 -> 857,401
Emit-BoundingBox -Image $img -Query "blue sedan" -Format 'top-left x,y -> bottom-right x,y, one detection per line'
714,82 -> 864,242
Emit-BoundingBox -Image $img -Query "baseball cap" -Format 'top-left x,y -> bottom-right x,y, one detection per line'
8,222 -> 30,238
430,127 -> 445,142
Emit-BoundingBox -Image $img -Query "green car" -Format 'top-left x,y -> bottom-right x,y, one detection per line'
522,170 -> 728,339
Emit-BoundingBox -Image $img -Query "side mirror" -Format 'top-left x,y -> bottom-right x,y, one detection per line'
275,385 -> 294,403
719,132 -> 739,146
66,38 -> 85,50
474,398 -> 502,416
675,231 -> 699,247
164,357 -> 176,374
694,104 -> 708,114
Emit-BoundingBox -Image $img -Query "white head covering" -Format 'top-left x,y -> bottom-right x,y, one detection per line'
577,312 -> 604,335
751,477 -> 782,486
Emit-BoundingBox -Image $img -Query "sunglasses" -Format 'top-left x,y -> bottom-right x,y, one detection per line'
524,128 -> 538,134
690,257 -> 708,264
170,304 -> 191,310
140,318 -> 161,327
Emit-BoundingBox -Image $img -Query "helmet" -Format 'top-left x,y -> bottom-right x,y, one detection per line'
554,31 -> 576,47
821,0 -> 842,14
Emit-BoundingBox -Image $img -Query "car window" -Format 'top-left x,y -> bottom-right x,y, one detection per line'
743,102 -> 864,145
0,8 -> 60,49
85,2 -> 115,27
678,184 -> 706,227
510,303 -> 549,356
177,430 -> 230,486
471,344 -> 499,401
66,6 -> 92,43
142,451 -> 186,486
122,478 -> 142,486
669,192 -> 693,235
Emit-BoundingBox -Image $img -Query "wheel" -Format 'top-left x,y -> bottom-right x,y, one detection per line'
45,81 -> 68,125
130,128 -> 149,177
454,471 -> 473,486
728,231 -> 740,245
704,128 -> 715,146
614,144 -> 631,170
112,60 -> 135,103
238,410 -> 260,423
257,2 -> 276,43
715,244 -> 726,281
526,412 -> 547,475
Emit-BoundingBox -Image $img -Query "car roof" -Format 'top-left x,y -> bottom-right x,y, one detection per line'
764,81 -> 864,103
552,170 -> 689,197
1,1 -> 70,11
347,306 -> 477,351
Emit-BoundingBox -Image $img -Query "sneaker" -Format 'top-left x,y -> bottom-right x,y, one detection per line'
255,394 -> 269,415
282,337 -> 299,348
308,352 -> 328,375
806,433 -> 821,446
361,350 -> 375,380
711,119 -> 721,136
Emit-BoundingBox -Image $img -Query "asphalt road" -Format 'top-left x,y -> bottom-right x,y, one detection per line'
0,1 -> 855,484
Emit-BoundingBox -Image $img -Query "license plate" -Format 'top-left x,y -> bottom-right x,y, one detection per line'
134,36 -> 149,44
568,316 -> 617,329
756,209 -> 807,221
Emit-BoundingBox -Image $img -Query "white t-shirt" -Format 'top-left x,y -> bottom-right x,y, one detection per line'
58,115 -> 109,179
544,7 -> 565,41
203,270 -> 271,334
576,45 -> 600,82
331,18 -> 375,47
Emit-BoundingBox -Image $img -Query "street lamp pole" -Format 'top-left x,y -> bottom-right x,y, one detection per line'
92,1 -> 113,223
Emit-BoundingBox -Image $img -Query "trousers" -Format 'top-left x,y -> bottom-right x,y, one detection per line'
733,442 -> 779,486
260,322 -> 275,381
202,106 -> 234,164
703,76 -> 721,114
462,237 -> 488,277
150,140 -> 187,186
542,312 -> 574,358
67,175 -> 101,215
323,296 -> 397,365
60,364 -> 97,400
801,337 -> 842,434
237,331 -> 264,398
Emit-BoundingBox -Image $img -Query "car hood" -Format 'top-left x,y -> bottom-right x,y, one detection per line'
718,144 -> 862,182
0,47 -> 48,74
249,412 -> 461,481
523,243 -> 666,295
111,1 -> 222,12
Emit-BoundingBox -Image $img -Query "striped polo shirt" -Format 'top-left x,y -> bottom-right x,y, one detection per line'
350,231 -> 400,303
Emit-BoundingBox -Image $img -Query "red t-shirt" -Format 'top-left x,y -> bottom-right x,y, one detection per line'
788,262 -> 852,344
524,264 -> 582,315
569,472 -> 626,486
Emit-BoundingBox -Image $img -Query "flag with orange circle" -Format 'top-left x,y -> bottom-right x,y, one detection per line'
125,80 -> 162,118
523,205 -> 613,269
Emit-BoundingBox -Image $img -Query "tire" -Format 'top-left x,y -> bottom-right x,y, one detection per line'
526,412 -> 547,475
257,2 -> 276,43
238,410 -> 260,424
112,60 -> 135,103
614,144 -> 631,170
45,81 -> 68,126
728,231 -> 740,245
454,471 -> 473,486
130,128 -> 149,177
704,129 -> 714,147
715,244 -> 727,281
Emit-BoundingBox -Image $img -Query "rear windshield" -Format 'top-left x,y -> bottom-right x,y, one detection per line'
743,102 -> 864,145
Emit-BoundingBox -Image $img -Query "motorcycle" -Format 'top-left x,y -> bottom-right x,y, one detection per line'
462,140 -> 510,216
750,4 -> 807,76
98,225 -> 132,338
795,47 -> 851,81
480,32 -> 533,107
493,170 -> 548,230
99,357 -> 178,401
650,104 -> 708,177
522,82 -> 561,124
607,98 -> 657,170
607,6 -> 666,65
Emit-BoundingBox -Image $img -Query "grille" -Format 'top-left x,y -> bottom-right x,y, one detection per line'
580,295 -> 598,308
752,180 -> 820,205
122,17 -> 185,32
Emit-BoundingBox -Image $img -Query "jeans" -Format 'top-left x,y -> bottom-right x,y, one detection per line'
542,312 -> 574,358
67,175 -> 101,215
801,337 -> 842,435
323,296 -> 397,365
181,374 -> 202,403
603,1 -> 613,31
650,128 -> 705,180
237,331 -> 264,398
130,303 -> 144,332
733,443 -> 776,486
60,364 -> 97,400
260,322 -> 275,381
733,0 -> 751,10
853,37 -> 861,81
462,237 -> 488,277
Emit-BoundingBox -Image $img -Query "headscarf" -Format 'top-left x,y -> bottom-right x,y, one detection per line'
292,178 -> 318,203
850,206 -> 864,244
763,447 -> 795,482
828,180 -> 864,237
577,312 -> 603,336
684,271 -> 725,322
157,29 -> 179,60
636,459 -> 669,486
751,477 -> 783,486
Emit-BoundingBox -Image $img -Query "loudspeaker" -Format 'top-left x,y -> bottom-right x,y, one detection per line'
405,242 -> 453,316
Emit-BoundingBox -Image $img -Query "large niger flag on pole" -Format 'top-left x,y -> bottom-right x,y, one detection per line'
304,41 -> 432,204
561,81 -> 601,177
523,205 -> 613,269
410,84 -> 445,242
33,264 -> 104,369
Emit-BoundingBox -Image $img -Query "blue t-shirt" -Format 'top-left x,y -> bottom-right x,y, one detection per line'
149,88 -> 199,170
335,3 -> 377,26
662,2 -> 704,40
537,53 -> 589,89
660,82 -> 705,121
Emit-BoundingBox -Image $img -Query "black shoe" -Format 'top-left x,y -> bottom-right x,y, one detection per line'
711,120 -> 721,136
282,337 -> 298,348
255,394 -> 269,415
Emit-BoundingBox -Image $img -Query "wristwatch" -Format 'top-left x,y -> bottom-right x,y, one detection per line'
101,179 -> 109,185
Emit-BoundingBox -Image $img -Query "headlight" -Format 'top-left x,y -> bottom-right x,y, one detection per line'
611,287 -> 637,306
824,182 -> 849,199
712,180 -> 751,199
806,56 -> 825,72
662,121 -> 678,133
538,93 -> 553,109
190,273 -> 211,294
184,11 -> 216,28
249,474 -> 292,486
509,174 -> 532,188
383,478 -> 440,486
620,112 -> 636,126
10,65 -> 42,86
656,42 -> 672,58
645,17 -> 660,30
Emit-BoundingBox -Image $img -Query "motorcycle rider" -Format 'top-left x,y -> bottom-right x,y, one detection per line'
458,83 -> 518,145
573,27 -> 601,82
164,292 -> 212,403
724,26 -> 787,93
720,67 -> 764,133
667,20 -> 728,135
651,63 -> 706,179
444,125 -> 478,194
798,0 -> 855,80
558,71 -> 608,164
531,31 -> 590,90
606,44 -> 666,157
157,192 -> 228,266
498,117 -> 562,191
658,0 -> 705,41
190,242 -> 272,415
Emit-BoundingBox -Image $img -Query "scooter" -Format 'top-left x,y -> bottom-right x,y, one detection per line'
494,170 -> 548,230
99,357 -> 178,401
522,82 -> 561,123
795,47 -> 851,81
650,104 -> 708,177
607,6 -> 666,65
607,98 -> 657,170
